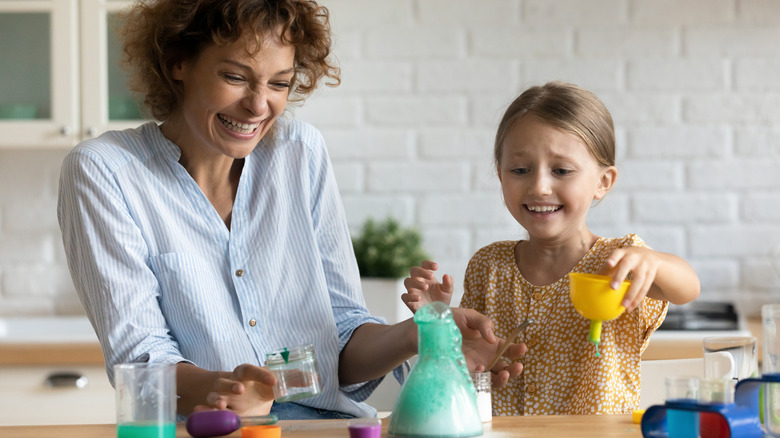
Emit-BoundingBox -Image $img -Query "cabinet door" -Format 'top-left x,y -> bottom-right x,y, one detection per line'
0,365 -> 115,425
0,0 -> 79,148
80,0 -> 146,140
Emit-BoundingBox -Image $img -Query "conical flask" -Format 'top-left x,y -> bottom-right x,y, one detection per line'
388,302 -> 483,437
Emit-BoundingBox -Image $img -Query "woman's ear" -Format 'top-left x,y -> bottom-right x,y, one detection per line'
171,59 -> 187,82
594,166 -> 617,200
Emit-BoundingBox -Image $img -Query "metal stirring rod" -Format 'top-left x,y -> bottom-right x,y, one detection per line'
487,318 -> 534,370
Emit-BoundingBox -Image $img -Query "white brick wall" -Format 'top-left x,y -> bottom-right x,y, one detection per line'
2,0 -> 780,316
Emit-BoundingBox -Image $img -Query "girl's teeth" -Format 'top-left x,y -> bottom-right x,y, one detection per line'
528,205 -> 560,212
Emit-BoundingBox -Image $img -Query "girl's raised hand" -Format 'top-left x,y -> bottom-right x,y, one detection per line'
193,364 -> 276,416
601,246 -> 661,313
401,260 -> 454,313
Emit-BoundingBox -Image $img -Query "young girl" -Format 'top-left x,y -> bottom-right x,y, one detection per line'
402,81 -> 700,415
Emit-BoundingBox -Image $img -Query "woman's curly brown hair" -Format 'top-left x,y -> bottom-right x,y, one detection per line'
120,0 -> 340,121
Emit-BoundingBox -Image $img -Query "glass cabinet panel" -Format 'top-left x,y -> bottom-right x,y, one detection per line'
0,12 -> 51,120
106,12 -> 142,121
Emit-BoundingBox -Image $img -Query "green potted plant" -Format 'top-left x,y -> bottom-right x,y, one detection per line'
352,217 -> 429,324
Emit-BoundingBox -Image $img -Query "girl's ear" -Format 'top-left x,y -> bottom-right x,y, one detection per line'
594,166 -> 617,200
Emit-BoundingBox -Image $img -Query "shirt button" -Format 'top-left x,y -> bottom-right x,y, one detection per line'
526,383 -> 537,394
526,338 -> 538,348
248,318 -> 257,327
532,292 -> 543,300
235,269 -> 244,277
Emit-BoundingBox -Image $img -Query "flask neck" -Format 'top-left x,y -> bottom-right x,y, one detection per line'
417,320 -> 460,357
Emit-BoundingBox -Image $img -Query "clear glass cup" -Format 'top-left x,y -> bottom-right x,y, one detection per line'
114,362 -> 176,438
470,371 -> 492,423
665,376 -> 699,438
265,344 -> 322,402
703,336 -> 758,381
763,304 -> 780,437
698,379 -> 735,438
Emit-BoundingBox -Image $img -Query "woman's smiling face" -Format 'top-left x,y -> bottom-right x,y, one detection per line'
167,30 -> 295,159
497,114 -> 616,243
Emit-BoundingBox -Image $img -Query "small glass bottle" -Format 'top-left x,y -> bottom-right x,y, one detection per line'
470,371 -> 492,422
265,344 -> 321,402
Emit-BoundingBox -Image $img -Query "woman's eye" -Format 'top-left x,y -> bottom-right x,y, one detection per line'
271,81 -> 291,89
221,73 -> 244,82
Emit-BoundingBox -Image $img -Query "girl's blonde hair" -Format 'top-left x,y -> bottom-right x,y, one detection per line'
494,81 -> 615,171
120,0 -> 340,122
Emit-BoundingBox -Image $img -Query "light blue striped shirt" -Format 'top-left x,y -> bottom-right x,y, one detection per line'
57,119 -> 387,417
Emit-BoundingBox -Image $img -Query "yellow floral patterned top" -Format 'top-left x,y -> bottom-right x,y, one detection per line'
460,234 -> 668,415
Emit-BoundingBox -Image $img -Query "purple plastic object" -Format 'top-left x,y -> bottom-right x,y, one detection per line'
186,410 -> 241,437
186,411 -> 278,437
348,420 -> 382,438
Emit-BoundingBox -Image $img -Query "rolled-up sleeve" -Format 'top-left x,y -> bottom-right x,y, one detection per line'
58,144 -> 186,384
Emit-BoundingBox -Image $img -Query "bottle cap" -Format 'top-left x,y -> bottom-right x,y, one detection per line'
348,418 -> 382,438
242,425 -> 282,438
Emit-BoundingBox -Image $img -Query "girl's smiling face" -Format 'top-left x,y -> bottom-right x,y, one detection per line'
166,30 -> 295,160
498,114 -> 616,244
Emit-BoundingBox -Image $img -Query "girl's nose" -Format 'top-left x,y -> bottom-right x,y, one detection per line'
529,173 -> 553,196
243,86 -> 269,116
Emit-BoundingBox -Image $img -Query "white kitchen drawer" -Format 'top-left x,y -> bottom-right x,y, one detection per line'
0,365 -> 115,426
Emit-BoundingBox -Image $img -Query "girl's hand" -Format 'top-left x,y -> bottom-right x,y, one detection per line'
451,308 -> 527,388
193,364 -> 276,416
601,247 -> 661,312
402,260 -> 454,313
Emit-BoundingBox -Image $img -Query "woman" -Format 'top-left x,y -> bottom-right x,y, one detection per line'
58,0 -> 525,419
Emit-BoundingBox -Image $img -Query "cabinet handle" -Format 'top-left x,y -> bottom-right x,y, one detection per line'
87,127 -> 98,137
45,371 -> 89,389
60,126 -> 73,136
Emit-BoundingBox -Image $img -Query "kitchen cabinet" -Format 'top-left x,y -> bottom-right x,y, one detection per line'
0,318 -> 113,426
0,0 -> 145,149
0,364 -> 115,426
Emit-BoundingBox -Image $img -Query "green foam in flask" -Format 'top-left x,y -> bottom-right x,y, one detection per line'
388,302 -> 483,437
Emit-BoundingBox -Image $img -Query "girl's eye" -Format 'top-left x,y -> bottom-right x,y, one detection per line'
553,168 -> 572,176
511,168 -> 529,175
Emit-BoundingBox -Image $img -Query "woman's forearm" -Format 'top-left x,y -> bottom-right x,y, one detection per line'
337,320 -> 418,385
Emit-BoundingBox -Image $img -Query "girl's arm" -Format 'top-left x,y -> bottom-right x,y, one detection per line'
603,246 -> 700,312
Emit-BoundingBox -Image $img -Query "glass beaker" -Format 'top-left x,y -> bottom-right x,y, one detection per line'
763,304 -> 780,437
114,362 -> 176,438
388,302 -> 482,437
665,376 -> 699,438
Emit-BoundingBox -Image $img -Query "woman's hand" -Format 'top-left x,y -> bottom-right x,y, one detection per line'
451,307 -> 527,388
193,364 -> 276,416
402,260 -> 454,313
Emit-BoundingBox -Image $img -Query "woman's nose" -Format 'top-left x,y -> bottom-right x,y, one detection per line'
243,86 -> 269,116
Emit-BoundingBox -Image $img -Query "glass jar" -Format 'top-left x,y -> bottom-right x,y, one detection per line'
265,344 -> 321,402
470,371 -> 492,422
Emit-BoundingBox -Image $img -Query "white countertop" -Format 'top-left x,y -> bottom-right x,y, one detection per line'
0,317 -> 98,344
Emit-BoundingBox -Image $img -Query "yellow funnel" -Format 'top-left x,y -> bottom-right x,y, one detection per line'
568,272 -> 630,357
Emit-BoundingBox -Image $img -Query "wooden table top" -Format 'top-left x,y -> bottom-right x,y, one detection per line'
0,414 -> 641,437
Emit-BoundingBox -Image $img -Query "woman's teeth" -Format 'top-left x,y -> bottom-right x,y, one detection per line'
218,114 -> 259,134
527,205 -> 560,213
